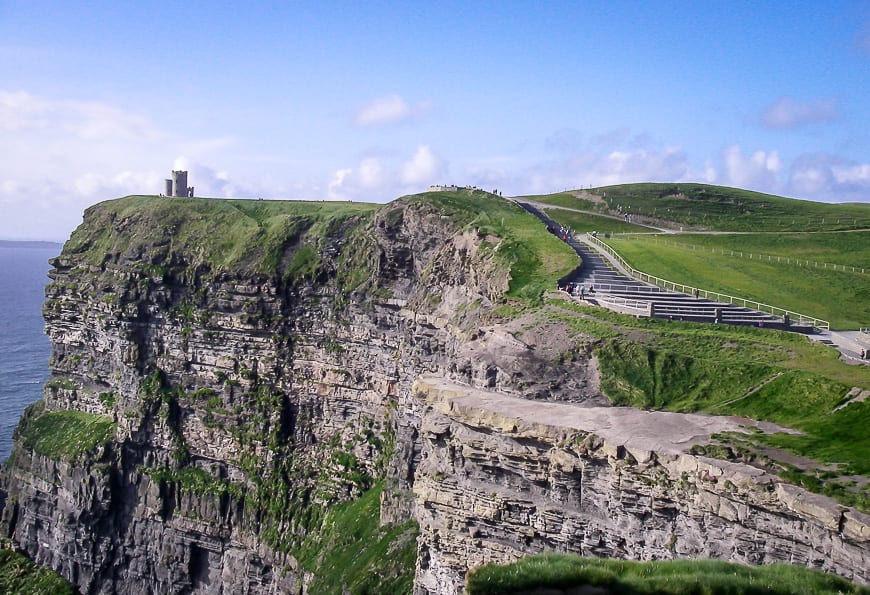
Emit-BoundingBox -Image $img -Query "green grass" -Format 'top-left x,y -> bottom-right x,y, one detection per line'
518,191 -> 610,213
466,553 -> 869,595
573,183 -> 870,231
407,190 -> 579,302
603,233 -> 870,329
296,482 -> 419,595
0,541 -> 77,594
64,195 -> 378,275
62,191 -> 578,305
541,207 -> 656,233
17,401 -> 115,461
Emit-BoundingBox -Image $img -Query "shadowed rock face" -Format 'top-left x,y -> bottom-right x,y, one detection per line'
0,195 -> 866,595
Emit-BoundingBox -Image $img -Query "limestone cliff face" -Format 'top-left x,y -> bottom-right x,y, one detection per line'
411,377 -> 869,593
0,194 -> 573,594
0,194 -> 866,594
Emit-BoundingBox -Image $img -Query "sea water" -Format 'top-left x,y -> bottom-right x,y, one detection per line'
0,244 -> 59,461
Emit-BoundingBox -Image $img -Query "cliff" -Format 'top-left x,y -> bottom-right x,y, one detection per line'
0,191 -> 867,594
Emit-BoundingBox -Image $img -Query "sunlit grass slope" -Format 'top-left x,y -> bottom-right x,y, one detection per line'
547,299 -> 870,509
604,232 -> 870,329
64,195 -> 379,274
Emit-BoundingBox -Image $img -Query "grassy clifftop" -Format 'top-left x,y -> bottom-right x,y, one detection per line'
404,190 -> 578,301
60,191 -> 578,305
467,553 -> 869,595
63,195 -> 379,275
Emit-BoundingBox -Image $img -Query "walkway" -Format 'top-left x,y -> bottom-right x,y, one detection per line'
517,201 -> 813,333
811,330 -> 870,365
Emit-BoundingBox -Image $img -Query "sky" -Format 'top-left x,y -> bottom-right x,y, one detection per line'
1,1 -> 870,240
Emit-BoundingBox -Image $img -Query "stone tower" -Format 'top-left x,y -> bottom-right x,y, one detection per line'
164,170 -> 194,197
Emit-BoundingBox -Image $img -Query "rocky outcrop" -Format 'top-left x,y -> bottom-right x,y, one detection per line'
0,193 -> 866,594
410,376 -> 869,593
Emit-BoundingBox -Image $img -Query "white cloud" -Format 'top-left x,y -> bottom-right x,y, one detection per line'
401,145 -> 447,185
353,94 -> 431,127
0,89 -> 249,239
515,145 -> 690,195
788,153 -> 870,202
328,145 -> 447,200
357,158 -> 385,188
832,162 -> 870,185
327,156 -> 389,200
327,168 -> 354,200
715,145 -> 782,191
760,96 -> 837,129
0,90 -> 165,140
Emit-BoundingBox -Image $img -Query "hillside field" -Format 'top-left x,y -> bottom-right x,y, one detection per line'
602,232 -> 870,330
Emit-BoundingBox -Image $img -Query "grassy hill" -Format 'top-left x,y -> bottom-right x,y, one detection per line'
527,183 -> 870,231
64,195 -> 380,274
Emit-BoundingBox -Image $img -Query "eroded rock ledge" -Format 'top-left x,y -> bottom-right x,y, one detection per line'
411,375 -> 869,593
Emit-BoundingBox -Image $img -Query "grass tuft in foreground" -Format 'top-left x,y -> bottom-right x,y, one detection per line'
0,540 -> 77,594
466,553 -> 869,595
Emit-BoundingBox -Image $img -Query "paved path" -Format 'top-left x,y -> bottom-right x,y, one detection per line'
810,330 -> 870,365
516,198 -> 672,232
514,197 -> 870,236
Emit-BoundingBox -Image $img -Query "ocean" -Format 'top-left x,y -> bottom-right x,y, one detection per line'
0,243 -> 60,461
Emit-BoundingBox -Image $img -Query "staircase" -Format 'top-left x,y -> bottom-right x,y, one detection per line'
517,201 -> 814,333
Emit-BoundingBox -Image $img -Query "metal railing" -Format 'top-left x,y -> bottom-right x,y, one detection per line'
588,283 -> 662,294
584,234 -> 830,330
593,294 -> 653,316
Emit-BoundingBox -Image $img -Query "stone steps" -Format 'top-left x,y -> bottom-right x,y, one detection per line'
517,202 -> 811,332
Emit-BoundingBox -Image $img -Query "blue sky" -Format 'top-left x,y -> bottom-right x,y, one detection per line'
2,1 -> 869,240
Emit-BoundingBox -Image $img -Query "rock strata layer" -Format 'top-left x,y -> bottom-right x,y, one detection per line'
411,376 -> 868,592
